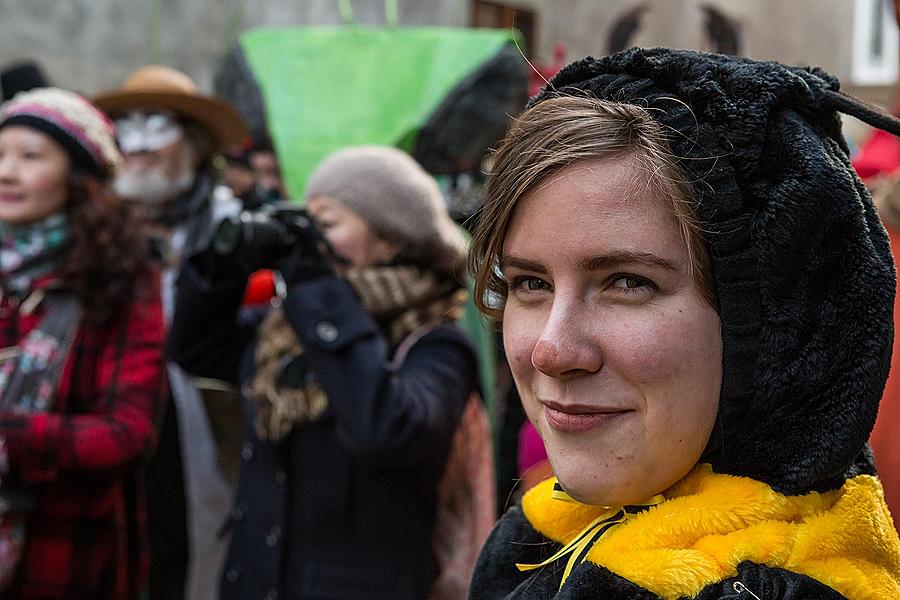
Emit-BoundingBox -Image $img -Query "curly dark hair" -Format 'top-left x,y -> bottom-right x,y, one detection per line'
63,170 -> 152,326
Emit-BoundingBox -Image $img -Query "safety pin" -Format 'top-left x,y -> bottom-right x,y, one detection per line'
733,581 -> 762,599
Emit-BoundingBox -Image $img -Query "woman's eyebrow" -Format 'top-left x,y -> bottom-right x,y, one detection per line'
578,251 -> 679,272
499,256 -> 547,273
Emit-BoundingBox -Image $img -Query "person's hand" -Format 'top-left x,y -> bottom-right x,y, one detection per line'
271,208 -> 337,285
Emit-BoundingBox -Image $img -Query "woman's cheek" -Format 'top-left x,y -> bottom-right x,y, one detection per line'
612,310 -> 699,382
503,316 -> 539,375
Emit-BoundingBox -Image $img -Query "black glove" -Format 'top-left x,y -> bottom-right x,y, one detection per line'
272,208 -> 339,285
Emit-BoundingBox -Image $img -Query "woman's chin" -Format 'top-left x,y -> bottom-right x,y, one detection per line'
550,461 -> 661,507
550,466 -> 626,507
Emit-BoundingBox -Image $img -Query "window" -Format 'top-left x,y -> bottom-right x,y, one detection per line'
471,1 -> 537,56
852,0 -> 899,85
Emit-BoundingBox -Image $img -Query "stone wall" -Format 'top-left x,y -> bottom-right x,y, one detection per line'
0,0 -> 879,100
496,0 -> 854,78
0,0 -> 468,95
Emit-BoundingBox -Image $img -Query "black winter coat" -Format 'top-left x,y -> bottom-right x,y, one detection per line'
169,262 -> 479,600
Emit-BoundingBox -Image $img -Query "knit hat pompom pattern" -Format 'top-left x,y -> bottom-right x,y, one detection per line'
305,145 -> 465,273
0,87 -> 121,179
531,48 -> 896,495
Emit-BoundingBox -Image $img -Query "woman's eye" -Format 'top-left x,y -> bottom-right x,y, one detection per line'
508,276 -> 550,293
610,275 -> 656,293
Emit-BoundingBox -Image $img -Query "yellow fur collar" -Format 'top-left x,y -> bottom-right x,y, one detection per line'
522,465 -> 900,599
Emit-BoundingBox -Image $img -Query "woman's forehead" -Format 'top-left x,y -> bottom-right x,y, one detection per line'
0,124 -> 59,147
504,159 -> 687,262
511,158 -> 676,228
307,195 -> 344,213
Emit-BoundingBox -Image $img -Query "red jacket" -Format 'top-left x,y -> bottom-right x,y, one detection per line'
0,274 -> 166,599
852,130 -> 900,526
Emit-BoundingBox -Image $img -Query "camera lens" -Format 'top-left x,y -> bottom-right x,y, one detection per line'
212,217 -> 241,256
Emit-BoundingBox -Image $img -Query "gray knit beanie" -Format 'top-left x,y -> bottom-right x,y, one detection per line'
305,145 -> 465,273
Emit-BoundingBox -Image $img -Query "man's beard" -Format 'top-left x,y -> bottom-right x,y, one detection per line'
113,145 -> 197,206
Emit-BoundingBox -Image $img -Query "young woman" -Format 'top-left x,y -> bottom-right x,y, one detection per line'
0,88 -> 165,598
468,48 -> 900,598
168,145 -> 491,600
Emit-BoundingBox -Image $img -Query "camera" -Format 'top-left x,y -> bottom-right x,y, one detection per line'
210,202 -> 342,275
213,202 -> 312,257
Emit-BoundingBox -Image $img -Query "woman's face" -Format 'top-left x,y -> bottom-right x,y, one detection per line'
307,195 -> 399,271
0,126 -> 71,225
501,157 -> 722,506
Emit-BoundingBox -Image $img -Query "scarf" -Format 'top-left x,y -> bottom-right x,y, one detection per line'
0,213 -> 70,296
520,465 -> 900,599
250,265 -> 467,441
515,482 -> 663,590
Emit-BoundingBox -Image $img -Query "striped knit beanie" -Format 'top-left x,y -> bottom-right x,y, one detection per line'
0,87 -> 121,180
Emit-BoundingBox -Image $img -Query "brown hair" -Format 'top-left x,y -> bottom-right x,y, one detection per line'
469,95 -> 715,319
64,170 -> 152,325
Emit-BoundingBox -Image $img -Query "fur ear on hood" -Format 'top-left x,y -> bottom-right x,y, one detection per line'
530,48 -> 897,495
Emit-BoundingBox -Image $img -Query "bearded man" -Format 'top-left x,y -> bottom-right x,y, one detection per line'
95,66 -> 248,600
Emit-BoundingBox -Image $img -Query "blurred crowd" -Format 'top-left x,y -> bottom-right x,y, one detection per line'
0,57 -> 501,600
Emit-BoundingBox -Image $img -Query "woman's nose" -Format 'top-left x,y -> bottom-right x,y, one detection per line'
0,155 -> 14,180
530,300 -> 603,378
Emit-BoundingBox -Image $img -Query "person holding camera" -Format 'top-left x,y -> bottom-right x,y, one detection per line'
169,146 -> 487,600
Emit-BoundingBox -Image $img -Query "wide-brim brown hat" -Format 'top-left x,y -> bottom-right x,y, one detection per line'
94,64 -> 248,152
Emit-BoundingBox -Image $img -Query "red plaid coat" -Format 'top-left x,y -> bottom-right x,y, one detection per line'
0,274 -> 166,599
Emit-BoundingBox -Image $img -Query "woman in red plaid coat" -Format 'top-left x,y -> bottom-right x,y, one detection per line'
0,88 -> 165,598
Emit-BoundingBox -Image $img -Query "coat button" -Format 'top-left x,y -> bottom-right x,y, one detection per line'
315,320 -> 339,343
242,441 -> 254,461
274,469 -> 286,485
231,503 -> 247,522
265,525 -> 282,547
225,567 -> 240,583
262,589 -> 279,600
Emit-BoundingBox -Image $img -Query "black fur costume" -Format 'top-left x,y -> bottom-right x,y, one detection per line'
470,48 -> 900,599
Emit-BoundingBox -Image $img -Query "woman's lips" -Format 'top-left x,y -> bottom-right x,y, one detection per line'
541,400 -> 631,433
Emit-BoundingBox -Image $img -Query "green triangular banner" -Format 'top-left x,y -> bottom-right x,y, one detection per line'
239,25 -> 518,198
